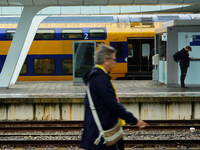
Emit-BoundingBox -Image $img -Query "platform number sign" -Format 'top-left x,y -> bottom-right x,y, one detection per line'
84,33 -> 89,39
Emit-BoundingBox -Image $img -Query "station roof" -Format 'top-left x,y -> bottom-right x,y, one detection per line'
0,5 -> 200,15
155,19 -> 200,34
0,0 -> 199,6
162,19 -> 200,28
0,0 -> 199,15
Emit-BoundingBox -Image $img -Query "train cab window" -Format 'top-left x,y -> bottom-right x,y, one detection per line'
20,59 -> 27,75
34,59 -> 55,75
34,29 -> 55,40
61,29 -> 83,39
114,43 -> 124,58
89,29 -> 105,38
5,29 -> 16,40
62,58 -> 73,74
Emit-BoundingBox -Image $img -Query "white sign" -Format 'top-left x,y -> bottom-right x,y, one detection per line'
190,35 -> 193,42
162,33 -> 167,41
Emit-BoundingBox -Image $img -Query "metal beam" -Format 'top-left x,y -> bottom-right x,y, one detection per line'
10,14 -> 49,85
0,6 -> 46,89
2,0 -> 200,6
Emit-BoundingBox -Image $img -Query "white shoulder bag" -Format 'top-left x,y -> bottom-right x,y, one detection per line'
87,84 -> 123,146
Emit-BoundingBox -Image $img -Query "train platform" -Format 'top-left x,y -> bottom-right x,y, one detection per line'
0,80 -> 199,120
0,80 -> 200,103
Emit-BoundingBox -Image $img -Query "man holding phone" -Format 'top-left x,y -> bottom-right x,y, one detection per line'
179,46 -> 192,88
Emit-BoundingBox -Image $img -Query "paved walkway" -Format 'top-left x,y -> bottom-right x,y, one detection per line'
0,80 -> 200,98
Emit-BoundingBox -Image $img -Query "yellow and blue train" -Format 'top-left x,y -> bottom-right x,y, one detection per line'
0,15 -> 194,81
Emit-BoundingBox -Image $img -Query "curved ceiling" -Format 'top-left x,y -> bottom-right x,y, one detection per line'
0,5 -> 199,15
0,0 -> 199,6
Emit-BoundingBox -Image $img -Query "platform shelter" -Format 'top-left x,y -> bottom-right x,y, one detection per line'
154,20 -> 200,87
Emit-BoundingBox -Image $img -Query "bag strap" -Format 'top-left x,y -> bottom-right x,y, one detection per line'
87,84 -> 105,145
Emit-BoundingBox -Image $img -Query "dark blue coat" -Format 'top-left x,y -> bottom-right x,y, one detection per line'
180,48 -> 190,67
79,68 -> 138,150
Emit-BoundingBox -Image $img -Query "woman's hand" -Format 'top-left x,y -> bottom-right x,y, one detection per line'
136,120 -> 147,129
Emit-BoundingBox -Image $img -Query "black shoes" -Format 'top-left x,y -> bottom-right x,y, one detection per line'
181,86 -> 188,88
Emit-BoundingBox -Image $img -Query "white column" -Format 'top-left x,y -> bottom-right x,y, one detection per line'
0,6 -> 47,88
10,14 -> 49,85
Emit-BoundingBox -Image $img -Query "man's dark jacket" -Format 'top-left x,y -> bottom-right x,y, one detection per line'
180,48 -> 190,67
80,68 -> 138,150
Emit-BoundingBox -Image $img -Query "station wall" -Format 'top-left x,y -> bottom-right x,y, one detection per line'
178,32 -> 200,86
0,102 -> 198,121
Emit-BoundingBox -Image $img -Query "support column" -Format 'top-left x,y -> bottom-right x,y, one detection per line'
10,14 -> 49,85
0,6 -> 47,88
167,27 -> 179,87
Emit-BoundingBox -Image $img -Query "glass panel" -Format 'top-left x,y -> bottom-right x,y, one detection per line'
114,43 -> 124,58
62,58 -> 73,74
128,44 -> 133,58
5,29 -> 16,40
34,59 -> 55,75
89,29 -> 105,38
74,42 -> 95,78
20,59 -> 27,75
34,29 -> 55,40
62,29 -> 83,39
142,44 -> 150,57
159,35 -> 167,61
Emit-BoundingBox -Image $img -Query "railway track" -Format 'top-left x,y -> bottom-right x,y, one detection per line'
0,125 -> 200,131
0,119 -> 199,126
0,139 -> 199,148
0,120 -> 199,131
0,120 -> 199,148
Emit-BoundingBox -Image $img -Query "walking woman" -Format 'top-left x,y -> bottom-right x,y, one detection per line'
80,43 -> 146,150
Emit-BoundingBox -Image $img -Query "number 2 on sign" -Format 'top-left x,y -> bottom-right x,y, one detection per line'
84,33 -> 88,39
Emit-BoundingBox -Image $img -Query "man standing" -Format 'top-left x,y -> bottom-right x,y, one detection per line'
180,46 -> 192,88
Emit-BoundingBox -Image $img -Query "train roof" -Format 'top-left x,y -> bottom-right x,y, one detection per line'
0,14 -> 196,24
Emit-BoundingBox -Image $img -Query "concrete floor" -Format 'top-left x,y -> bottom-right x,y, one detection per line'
0,80 -> 200,98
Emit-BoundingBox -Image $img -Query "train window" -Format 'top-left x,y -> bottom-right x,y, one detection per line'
142,44 -> 150,57
34,59 -> 55,75
128,44 -> 133,58
114,43 -> 124,58
159,38 -> 167,61
20,59 -> 27,75
89,29 -> 105,38
62,29 -> 83,39
5,29 -> 16,40
62,58 -> 73,74
34,29 -> 55,40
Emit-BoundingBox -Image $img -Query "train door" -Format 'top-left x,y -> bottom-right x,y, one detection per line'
73,41 -> 96,85
127,38 -> 154,78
